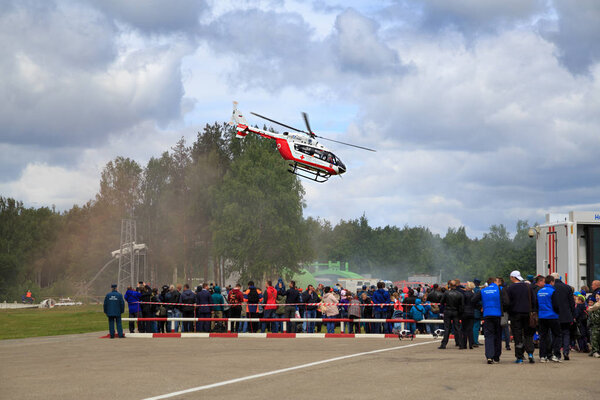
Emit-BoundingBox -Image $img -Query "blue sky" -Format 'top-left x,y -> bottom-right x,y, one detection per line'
1,0 -> 599,237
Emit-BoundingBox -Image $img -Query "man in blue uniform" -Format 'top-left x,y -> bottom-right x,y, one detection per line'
472,277 -> 504,363
104,284 -> 125,338
537,275 -> 561,362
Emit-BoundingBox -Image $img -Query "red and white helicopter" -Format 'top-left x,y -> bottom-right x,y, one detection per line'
229,102 -> 375,182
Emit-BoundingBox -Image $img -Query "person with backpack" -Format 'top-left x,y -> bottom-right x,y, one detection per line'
180,284 -> 196,333
228,284 -> 244,332
262,281 -> 278,333
244,281 -> 263,333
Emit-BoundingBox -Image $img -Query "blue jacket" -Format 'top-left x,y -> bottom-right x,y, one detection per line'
372,289 -> 391,312
537,284 -> 559,319
104,290 -> 125,317
124,289 -> 142,313
480,283 -> 502,317
195,289 -> 212,313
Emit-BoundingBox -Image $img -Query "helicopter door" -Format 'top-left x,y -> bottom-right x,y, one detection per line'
585,226 -> 600,287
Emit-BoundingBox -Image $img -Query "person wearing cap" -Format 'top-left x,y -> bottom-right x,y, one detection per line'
103,284 -> 125,338
550,273 -> 575,360
506,270 -> 536,363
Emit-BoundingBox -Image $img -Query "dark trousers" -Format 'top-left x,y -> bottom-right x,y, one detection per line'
229,307 -> 242,332
248,311 -> 260,332
182,310 -> 195,332
441,311 -> 463,347
128,311 -> 140,333
283,306 -> 296,333
349,315 -> 361,333
511,313 -> 535,359
461,316 -> 474,348
560,322 -> 571,356
539,319 -> 561,358
108,316 -> 124,338
483,316 -> 502,360
196,312 -> 211,332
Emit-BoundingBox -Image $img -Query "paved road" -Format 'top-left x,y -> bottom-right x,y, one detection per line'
0,334 -> 596,399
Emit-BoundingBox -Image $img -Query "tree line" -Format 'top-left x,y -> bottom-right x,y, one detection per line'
0,123 -> 536,301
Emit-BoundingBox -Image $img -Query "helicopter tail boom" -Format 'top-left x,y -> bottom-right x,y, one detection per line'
230,101 -> 249,137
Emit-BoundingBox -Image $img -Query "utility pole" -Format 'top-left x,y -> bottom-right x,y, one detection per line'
117,219 -> 136,292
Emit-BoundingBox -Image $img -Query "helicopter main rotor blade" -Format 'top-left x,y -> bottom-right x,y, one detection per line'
302,112 -> 315,137
317,136 -> 377,152
250,112 -> 307,134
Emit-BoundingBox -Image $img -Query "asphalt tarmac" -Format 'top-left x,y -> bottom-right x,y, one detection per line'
0,333 -> 596,399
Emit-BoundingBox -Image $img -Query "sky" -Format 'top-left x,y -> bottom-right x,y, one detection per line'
1,0 -> 600,237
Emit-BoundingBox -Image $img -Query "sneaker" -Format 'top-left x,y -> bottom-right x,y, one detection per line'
563,354 -> 570,361
528,354 -> 535,364
438,345 -> 446,349
594,352 -> 600,358
514,359 -> 523,364
472,344 -> 479,348
505,346 -> 511,351
493,358 -> 500,364
487,359 -> 494,364
540,357 -> 548,363
551,355 -> 561,363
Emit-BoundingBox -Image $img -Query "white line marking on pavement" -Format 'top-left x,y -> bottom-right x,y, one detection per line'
142,340 -> 439,400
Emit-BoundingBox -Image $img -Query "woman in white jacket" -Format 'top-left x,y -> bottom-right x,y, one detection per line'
322,286 -> 339,334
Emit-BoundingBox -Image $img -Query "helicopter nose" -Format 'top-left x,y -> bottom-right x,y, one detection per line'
338,165 -> 346,174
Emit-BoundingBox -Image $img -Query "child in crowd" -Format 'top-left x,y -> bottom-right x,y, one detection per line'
588,294 -> 600,358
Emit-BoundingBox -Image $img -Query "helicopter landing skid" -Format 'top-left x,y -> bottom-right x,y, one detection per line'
288,162 -> 331,183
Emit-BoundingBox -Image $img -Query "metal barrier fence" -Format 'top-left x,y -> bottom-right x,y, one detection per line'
123,317 -> 444,333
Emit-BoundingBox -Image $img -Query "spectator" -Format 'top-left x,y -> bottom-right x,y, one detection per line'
551,273 -> 575,360
537,275 -> 562,363
574,294 -> 589,353
472,277 -> 504,363
275,290 -> 287,333
505,271 -> 536,364
157,285 -> 169,333
588,294 -> 600,357
302,285 -> 319,333
211,285 -> 224,331
244,281 -> 263,333
227,284 -> 244,332
281,280 -> 300,333
164,285 -> 181,333
139,285 -> 155,333
348,293 -> 361,334
361,292 -> 374,333
461,282 -> 476,349
195,283 -> 212,333
439,280 -> 464,350
372,282 -> 391,334
180,284 -> 196,333
262,281 -> 278,333
322,286 -> 339,334
124,286 -> 142,334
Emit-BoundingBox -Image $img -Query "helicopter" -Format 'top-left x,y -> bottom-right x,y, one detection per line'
229,102 -> 375,182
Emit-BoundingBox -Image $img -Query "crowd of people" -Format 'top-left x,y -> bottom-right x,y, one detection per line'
114,273 -> 600,363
